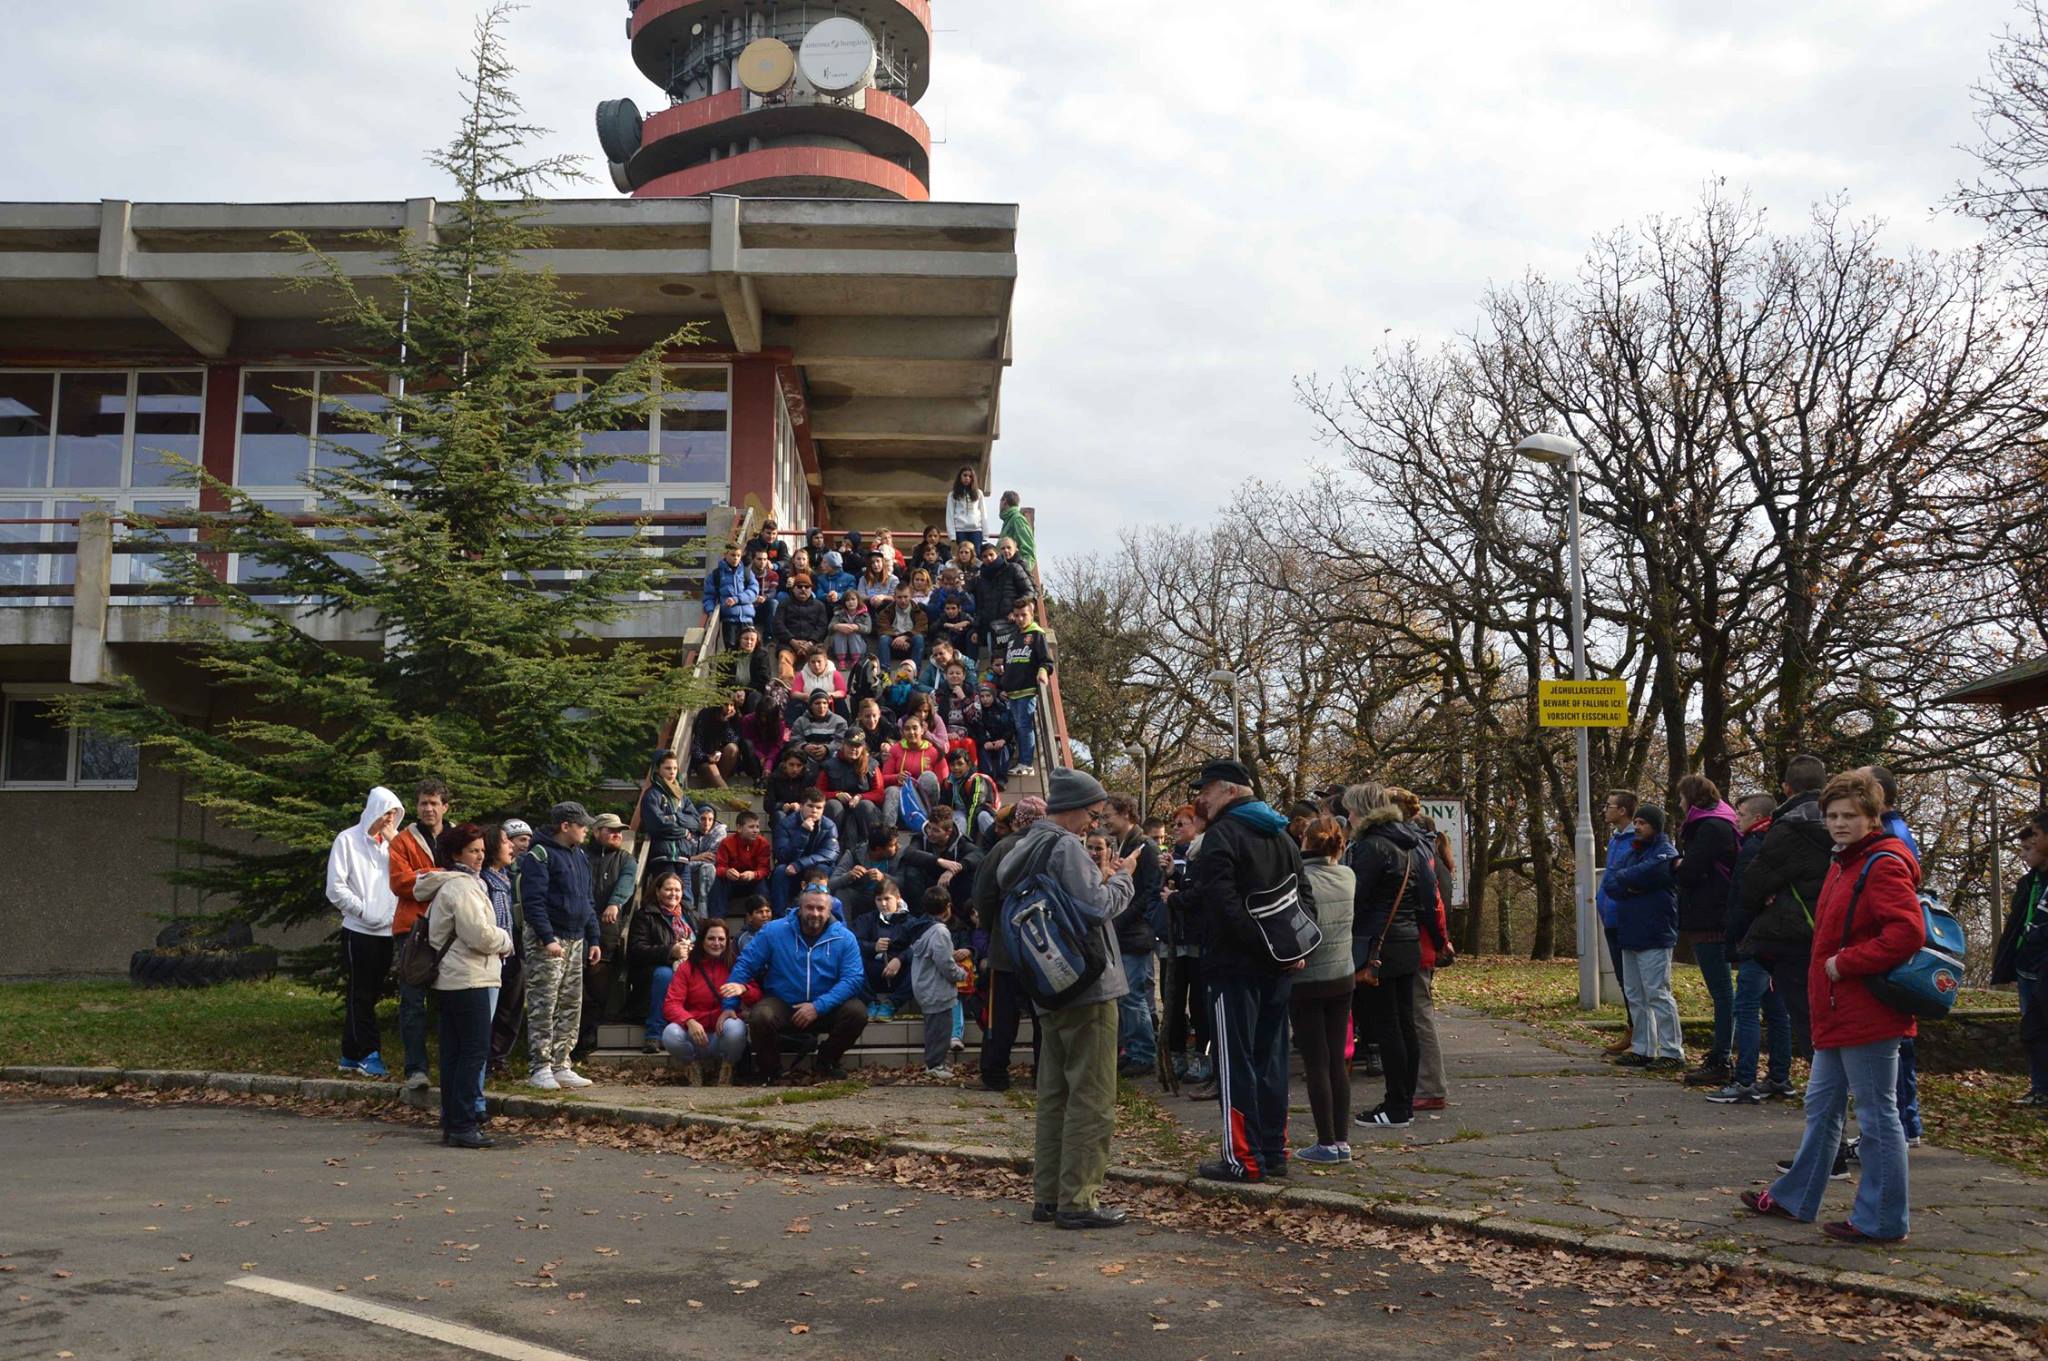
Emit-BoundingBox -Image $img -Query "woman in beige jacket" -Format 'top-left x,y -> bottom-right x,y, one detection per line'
418,822 -> 513,1149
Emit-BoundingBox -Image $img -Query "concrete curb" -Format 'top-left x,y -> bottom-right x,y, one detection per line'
4,1063 -> 2044,1329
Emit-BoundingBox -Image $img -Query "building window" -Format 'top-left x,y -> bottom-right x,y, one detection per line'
773,380 -> 809,532
1,689 -> 139,789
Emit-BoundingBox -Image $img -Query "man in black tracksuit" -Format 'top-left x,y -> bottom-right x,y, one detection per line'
1733,754 -> 1833,1057
1180,760 -> 1314,1183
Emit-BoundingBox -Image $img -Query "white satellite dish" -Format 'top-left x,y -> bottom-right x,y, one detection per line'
798,16 -> 876,94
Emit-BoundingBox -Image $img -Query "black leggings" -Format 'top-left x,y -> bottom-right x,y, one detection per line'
1356,972 -> 1419,1119
1163,953 -> 1211,1059
1290,986 -> 1353,1146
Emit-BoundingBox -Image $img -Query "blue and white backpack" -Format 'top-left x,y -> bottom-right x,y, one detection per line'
1840,850 -> 1967,1020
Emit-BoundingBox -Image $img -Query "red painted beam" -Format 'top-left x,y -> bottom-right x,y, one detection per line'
635,147 -> 927,201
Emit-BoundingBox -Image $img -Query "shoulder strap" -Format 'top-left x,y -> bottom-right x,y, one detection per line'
1373,848 -> 1416,956
1839,850 -> 1903,950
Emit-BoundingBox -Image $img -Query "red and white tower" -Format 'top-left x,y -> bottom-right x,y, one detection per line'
599,1 -> 933,201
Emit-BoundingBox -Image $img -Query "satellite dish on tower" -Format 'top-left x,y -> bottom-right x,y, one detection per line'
737,37 -> 797,95
798,17 -> 877,94
608,160 -> 636,194
595,98 -> 643,163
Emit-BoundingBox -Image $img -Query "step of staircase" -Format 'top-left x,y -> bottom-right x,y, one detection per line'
594,1015 -> 1031,1052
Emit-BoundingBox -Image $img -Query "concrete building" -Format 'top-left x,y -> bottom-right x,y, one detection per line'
0,0 -> 1017,975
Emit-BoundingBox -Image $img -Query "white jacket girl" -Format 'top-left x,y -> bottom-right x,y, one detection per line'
326,786 -> 402,935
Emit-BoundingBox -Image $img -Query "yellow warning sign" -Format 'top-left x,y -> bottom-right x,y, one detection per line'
1537,679 -> 1629,728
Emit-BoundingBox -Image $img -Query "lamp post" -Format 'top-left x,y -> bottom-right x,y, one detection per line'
1517,431 -> 1600,1011
1207,668 -> 1243,764
1122,742 -> 1149,821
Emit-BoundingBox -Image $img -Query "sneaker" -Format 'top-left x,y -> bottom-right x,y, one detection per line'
1683,1062 -> 1732,1088
356,1053 -> 389,1078
1646,1056 -> 1686,1072
1906,1135 -> 1922,1148
949,1037 -> 965,1054
2011,1090 -> 2048,1107
1184,1081 -> 1219,1102
872,1002 -> 897,1021
1333,1142 -> 1353,1161
552,1066 -> 594,1090
1195,1158 -> 1261,1184
1775,1153 -> 1851,1180
527,1069 -> 561,1091
1844,1136 -> 1860,1162
1412,1096 -> 1447,1111
1705,1083 -> 1761,1105
1821,1219 -> 1907,1245
403,1070 -> 430,1092
1613,1053 -> 1652,1068
1295,1143 -> 1346,1165
1740,1188 -> 1800,1221
1759,1078 -> 1798,1101
925,1065 -> 954,1080
1356,1106 -> 1412,1129
336,1056 -> 362,1073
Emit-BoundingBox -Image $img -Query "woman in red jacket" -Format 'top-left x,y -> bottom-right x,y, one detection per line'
660,919 -> 760,1085
1741,770 -> 1924,1243
879,714 -> 947,830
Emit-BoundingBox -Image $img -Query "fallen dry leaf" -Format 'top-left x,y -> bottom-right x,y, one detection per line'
790,1323 -> 811,1335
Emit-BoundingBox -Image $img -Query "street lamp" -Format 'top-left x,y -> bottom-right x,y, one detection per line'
1207,668 -> 1243,764
1517,431 -> 1601,1011
1122,742 -> 1149,820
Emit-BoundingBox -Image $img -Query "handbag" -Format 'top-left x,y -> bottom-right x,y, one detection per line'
396,911 -> 455,990
1355,850 -> 1416,987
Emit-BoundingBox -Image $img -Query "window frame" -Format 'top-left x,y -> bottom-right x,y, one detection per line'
0,683 -> 140,791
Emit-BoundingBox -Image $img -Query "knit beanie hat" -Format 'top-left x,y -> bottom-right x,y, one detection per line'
1014,795 -> 1048,829
1046,767 -> 1108,813
1635,803 -> 1667,837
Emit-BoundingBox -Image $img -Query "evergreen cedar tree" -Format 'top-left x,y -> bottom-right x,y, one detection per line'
59,5 -> 725,980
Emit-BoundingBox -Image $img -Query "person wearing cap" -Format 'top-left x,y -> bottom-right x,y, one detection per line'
574,811 -> 640,1059
791,689 -> 850,761
519,801 -> 601,1092
818,729 -> 884,847
815,550 -> 857,608
1604,801 -> 1685,1071
996,767 -> 1137,1230
771,572 -> 831,684
487,817 -> 536,1077
1181,759 -> 1314,1184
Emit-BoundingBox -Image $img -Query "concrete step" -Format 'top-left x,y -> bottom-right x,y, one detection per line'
582,1043 -> 982,1073
595,1015 -> 1031,1051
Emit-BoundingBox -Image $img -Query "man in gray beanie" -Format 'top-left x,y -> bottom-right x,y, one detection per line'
997,767 -> 1137,1230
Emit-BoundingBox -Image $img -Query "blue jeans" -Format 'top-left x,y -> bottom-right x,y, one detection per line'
1731,959 -> 1791,1087
1009,695 -> 1039,766
1769,1038 -> 1909,1239
684,862 -> 716,911
1118,950 -> 1157,1069
661,1015 -> 748,1063
434,986 -> 491,1138
645,965 -> 675,1043
1896,1037 -> 1921,1140
474,985 -> 498,1115
397,967 -> 431,1078
1692,938 -> 1735,1066
981,739 -> 1013,786
1620,948 -> 1683,1059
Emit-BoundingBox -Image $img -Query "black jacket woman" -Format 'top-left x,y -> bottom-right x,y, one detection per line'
1343,783 -> 1437,1127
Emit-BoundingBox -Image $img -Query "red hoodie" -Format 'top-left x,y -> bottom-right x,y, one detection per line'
663,953 -> 760,1030
1808,832 -> 1926,1051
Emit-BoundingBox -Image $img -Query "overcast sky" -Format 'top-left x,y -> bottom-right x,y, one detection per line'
0,0 -> 2018,559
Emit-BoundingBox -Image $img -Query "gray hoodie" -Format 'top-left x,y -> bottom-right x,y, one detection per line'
911,916 -> 967,1012
995,818 -> 1132,1009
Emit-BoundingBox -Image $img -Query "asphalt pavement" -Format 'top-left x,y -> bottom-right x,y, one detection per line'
0,1097 -> 2012,1360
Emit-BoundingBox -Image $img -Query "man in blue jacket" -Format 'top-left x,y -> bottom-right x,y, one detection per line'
702,540 -> 760,649
519,802 -> 600,1092
1603,803 -> 1684,1071
1594,790 -> 1641,1053
723,888 -> 869,1082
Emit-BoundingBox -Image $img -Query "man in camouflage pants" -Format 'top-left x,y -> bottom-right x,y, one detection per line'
518,802 -> 600,1092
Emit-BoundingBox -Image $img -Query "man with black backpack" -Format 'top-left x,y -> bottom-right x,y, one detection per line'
1180,760 -> 1317,1185
995,768 -> 1135,1230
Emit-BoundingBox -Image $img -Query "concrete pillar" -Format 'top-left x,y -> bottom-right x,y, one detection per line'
705,503 -> 740,554
68,509 -> 114,685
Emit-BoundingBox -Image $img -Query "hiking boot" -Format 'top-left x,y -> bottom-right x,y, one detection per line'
1705,1082 -> 1760,1105
1683,1061 -> 1732,1087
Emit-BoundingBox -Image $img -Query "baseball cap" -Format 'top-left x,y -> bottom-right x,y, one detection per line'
591,812 -> 626,833
547,800 -> 594,828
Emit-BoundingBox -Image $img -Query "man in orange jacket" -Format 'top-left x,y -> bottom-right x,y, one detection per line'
388,777 -> 451,1090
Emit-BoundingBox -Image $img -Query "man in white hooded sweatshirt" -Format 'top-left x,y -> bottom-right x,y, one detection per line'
328,787 -> 402,1077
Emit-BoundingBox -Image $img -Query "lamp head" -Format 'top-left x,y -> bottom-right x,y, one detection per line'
1206,668 -> 1237,688
1515,432 -> 1582,466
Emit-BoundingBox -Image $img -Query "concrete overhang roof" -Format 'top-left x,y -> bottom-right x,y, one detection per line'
0,195 -> 1017,527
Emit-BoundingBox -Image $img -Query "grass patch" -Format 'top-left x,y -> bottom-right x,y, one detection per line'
734,1077 -> 869,1108
0,978 -> 370,1077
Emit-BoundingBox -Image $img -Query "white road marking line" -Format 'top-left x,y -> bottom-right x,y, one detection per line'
227,1275 -> 589,1361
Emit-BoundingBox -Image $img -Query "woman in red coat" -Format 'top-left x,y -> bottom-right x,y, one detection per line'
1741,770 -> 1924,1243
659,919 -> 759,1085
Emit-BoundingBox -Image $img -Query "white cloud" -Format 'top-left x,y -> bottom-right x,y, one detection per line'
0,0 -> 2017,561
